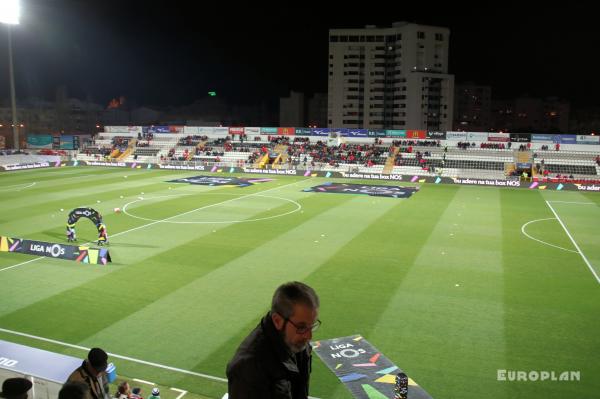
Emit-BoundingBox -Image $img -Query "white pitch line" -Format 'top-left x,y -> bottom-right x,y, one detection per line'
548,201 -> 596,205
133,378 -> 156,386
170,388 -> 187,399
0,326 -> 322,399
521,218 -> 578,253
0,327 -> 227,383
0,182 -> 36,191
0,178 -> 308,273
0,257 -> 45,272
545,200 -> 600,284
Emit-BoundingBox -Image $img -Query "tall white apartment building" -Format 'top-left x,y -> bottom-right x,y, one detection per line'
328,22 -> 454,131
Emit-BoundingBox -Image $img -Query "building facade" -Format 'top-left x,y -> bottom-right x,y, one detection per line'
328,22 -> 454,131
490,96 -> 570,133
453,83 -> 491,131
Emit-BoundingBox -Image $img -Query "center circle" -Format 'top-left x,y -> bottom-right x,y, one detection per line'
122,193 -> 302,224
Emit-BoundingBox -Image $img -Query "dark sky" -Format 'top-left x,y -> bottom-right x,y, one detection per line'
0,1 -> 598,109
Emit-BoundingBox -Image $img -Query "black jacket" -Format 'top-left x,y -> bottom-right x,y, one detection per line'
226,312 -> 312,399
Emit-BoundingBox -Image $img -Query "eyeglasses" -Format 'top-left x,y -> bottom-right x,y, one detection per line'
284,317 -> 321,334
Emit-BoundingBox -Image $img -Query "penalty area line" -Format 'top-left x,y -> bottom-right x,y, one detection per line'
545,200 -> 600,285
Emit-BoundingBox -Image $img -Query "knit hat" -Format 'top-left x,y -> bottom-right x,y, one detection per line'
88,347 -> 108,371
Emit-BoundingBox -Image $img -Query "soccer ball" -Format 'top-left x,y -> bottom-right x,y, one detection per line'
114,207 -> 121,213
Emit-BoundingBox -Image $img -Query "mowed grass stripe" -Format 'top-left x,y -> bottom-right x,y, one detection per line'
0,168 -> 194,216
502,189 -> 600,398
0,169 -> 294,239
0,173 -> 303,306
79,192 -> 398,371
358,186 -> 506,399
543,196 -> 600,280
274,184 -> 460,399
0,187 -> 348,345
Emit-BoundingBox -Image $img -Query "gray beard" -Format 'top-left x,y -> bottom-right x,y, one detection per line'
289,342 -> 307,354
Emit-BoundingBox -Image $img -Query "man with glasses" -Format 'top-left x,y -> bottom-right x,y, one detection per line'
226,281 -> 320,399
65,347 -> 110,399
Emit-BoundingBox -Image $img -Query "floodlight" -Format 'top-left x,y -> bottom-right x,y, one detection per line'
0,0 -> 21,25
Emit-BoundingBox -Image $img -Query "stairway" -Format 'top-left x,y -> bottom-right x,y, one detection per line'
272,144 -> 289,169
382,146 -> 399,174
117,139 -> 137,161
254,153 -> 270,168
504,163 -> 516,177
514,149 -> 532,164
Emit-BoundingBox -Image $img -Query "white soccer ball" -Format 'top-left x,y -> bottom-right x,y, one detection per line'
114,207 -> 121,213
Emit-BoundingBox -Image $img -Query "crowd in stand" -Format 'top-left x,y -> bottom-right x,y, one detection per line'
284,141 -> 388,167
111,137 -> 129,152
136,132 -> 154,141
392,140 -> 440,147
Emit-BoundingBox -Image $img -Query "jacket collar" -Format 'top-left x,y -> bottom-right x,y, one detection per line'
261,312 -> 300,373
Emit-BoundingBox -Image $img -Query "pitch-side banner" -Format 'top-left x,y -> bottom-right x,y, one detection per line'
0,236 -> 111,265
312,335 -> 433,399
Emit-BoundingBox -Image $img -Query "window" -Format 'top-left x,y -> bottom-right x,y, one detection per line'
329,54 -> 333,59
349,35 -> 359,42
435,33 -> 443,41
417,31 -> 425,39
330,36 -> 339,42
340,36 -> 348,42
366,36 -> 375,42
376,35 -> 384,42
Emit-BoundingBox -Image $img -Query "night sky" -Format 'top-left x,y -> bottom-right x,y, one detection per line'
0,1 -> 597,110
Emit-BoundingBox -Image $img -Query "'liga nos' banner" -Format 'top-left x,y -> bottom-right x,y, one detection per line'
0,236 -> 111,265
312,335 -> 433,399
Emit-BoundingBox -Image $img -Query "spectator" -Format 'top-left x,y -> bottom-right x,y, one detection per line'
226,281 -> 321,399
59,382 -> 91,399
147,388 -> 160,399
65,347 -> 109,399
130,388 -> 143,399
115,382 -> 131,399
0,378 -> 32,399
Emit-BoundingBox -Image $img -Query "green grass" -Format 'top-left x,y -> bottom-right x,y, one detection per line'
1,167 -> 599,399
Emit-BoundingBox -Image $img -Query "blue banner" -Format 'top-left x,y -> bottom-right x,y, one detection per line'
260,127 -> 278,134
343,129 -> 369,138
367,129 -> 386,137
295,128 -> 312,136
311,128 -> 330,136
330,128 -> 348,137
531,134 -> 554,142
149,125 -> 170,133
554,134 -> 576,144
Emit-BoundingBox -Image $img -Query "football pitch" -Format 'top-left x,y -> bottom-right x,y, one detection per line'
1,167 -> 599,399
